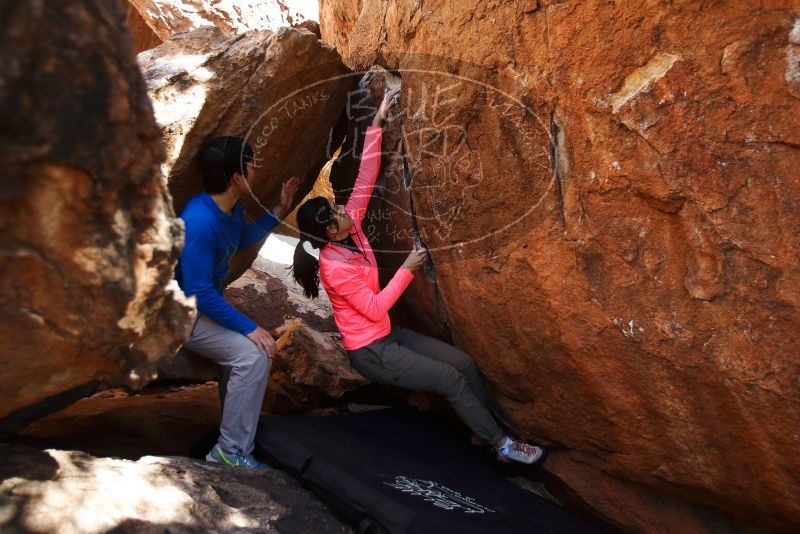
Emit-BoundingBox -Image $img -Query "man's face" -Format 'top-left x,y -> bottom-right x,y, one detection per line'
232,161 -> 253,195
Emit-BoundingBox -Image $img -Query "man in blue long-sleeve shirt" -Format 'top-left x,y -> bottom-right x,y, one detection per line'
175,135 -> 299,469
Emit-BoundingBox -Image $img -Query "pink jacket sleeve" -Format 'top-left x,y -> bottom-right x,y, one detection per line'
345,126 -> 383,225
324,262 -> 414,322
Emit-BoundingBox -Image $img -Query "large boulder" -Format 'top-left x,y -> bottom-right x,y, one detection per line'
19,384 -> 222,458
267,318 -> 367,412
226,256 -> 336,335
319,1 -> 800,531
0,2 -> 194,419
126,0 -> 318,46
228,257 -> 367,412
139,25 -> 353,282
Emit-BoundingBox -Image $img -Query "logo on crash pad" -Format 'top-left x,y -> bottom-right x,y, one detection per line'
384,475 -> 496,514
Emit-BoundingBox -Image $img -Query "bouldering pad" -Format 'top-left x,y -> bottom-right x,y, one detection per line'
255,409 -> 601,533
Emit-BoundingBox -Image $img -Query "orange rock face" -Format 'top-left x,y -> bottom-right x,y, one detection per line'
0,2 -> 194,419
123,2 -> 163,53
319,1 -> 800,530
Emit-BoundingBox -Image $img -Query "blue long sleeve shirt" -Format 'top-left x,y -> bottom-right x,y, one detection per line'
175,193 -> 281,335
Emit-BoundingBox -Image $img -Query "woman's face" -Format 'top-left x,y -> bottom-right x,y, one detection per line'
327,199 -> 353,233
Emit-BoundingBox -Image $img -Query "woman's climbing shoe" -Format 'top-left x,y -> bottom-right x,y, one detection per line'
495,436 -> 546,465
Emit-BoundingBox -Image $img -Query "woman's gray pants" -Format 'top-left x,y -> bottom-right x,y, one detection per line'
183,314 -> 270,456
348,327 -> 504,445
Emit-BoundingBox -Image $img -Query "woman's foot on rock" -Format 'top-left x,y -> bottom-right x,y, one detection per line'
495,436 -> 546,465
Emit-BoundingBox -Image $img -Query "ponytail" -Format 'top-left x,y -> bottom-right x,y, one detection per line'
291,197 -> 337,299
292,239 -> 321,299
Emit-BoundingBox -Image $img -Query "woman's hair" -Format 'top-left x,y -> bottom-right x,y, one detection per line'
199,136 -> 254,194
292,197 -> 336,299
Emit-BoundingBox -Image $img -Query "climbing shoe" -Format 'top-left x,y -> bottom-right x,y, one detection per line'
495,437 -> 546,465
206,443 -> 271,470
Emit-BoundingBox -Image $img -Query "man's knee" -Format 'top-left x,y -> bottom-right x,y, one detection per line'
251,350 -> 270,377
236,344 -> 269,376
253,351 -> 270,376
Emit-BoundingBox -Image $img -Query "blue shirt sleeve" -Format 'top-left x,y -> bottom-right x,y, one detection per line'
180,217 -> 258,335
239,209 -> 281,250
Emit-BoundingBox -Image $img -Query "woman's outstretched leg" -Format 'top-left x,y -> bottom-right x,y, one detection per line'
348,330 -> 504,445
393,327 -> 492,407
348,328 -> 546,465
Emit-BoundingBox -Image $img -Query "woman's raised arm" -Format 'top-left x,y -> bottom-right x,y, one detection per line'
345,88 -> 400,225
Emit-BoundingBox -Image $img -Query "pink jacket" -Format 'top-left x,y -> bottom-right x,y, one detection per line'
319,126 -> 414,351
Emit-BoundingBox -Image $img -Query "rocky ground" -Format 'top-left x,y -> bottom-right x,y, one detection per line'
1,383 -> 352,533
3,381 -> 588,534
0,444 -> 350,533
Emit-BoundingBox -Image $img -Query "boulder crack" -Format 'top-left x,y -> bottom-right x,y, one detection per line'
402,154 -> 453,342
549,112 -> 566,226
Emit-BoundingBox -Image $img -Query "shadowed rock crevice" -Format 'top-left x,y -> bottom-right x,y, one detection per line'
401,156 -> 454,344
549,111 -> 566,228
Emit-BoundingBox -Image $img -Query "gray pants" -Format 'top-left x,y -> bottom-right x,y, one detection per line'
183,314 -> 270,455
348,327 -> 504,444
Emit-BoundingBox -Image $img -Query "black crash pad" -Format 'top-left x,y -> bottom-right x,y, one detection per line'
255,409 -> 601,534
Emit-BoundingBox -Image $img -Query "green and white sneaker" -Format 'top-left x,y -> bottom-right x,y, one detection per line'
206,443 -> 271,470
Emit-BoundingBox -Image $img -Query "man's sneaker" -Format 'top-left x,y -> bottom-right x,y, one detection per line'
206,443 -> 271,470
495,437 -> 546,465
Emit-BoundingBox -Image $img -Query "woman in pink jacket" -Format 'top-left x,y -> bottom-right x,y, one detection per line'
291,88 -> 544,465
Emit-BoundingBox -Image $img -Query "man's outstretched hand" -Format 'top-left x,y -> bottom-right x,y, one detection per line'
272,176 -> 301,219
247,326 -> 276,358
